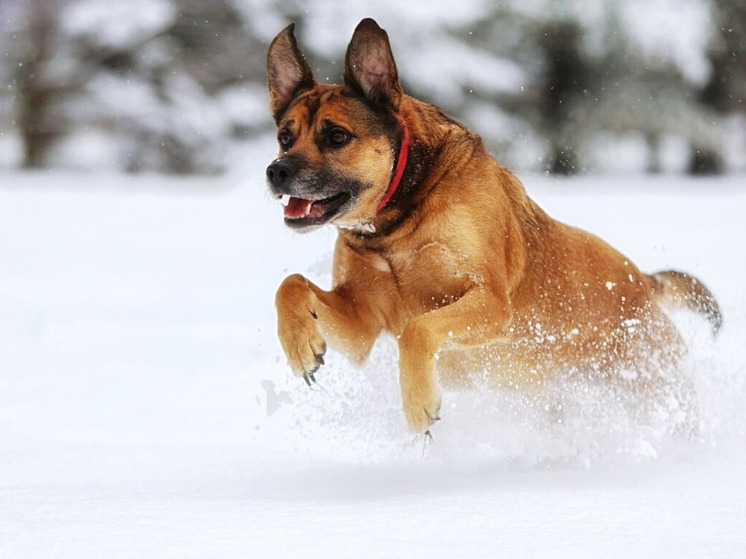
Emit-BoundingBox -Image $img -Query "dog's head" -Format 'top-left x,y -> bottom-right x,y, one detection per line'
266,19 -> 406,232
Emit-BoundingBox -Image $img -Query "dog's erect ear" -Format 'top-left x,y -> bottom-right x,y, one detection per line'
267,23 -> 316,123
344,18 -> 402,112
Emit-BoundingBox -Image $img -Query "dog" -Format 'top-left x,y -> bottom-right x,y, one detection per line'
265,18 -> 722,434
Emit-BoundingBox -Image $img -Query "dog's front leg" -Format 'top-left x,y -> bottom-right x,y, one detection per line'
276,274 -> 381,384
398,287 -> 511,432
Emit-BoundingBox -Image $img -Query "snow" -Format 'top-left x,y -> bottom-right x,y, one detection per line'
1,141 -> 746,557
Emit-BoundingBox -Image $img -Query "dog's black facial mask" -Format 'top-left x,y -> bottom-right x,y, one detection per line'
266,152 -> 363,231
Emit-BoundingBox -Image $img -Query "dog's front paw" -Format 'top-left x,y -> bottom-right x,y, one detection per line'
276,274 -> 327,385
278,311 -> 326,385
401,381 -> 441,433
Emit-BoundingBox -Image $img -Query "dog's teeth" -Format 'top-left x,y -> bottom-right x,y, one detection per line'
280,194 -> 290,207
305,201 -> 313,216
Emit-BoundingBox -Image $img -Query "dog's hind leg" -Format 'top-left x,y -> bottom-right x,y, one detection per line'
613,306 -> 699,436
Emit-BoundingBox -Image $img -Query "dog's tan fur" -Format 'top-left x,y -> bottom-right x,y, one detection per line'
267,19 -> 721,433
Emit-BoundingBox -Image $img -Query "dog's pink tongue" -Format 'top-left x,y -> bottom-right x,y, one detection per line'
284,197 -> 310,218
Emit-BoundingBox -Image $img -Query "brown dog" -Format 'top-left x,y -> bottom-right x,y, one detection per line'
266,19 -> 721,434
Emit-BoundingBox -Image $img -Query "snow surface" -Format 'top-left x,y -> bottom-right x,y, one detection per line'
1,139 -> 746,557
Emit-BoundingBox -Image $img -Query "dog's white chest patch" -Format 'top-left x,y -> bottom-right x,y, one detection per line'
337,220 -> 376,234
371,255 -> 391,273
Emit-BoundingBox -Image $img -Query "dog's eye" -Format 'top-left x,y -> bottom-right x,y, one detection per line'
327,128 -> 350,148
278,129 -> 293,149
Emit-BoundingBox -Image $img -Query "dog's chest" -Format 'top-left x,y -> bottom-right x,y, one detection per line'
386,242 -> 474,312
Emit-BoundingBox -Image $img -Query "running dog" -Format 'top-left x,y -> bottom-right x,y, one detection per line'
265,19 -> 721,433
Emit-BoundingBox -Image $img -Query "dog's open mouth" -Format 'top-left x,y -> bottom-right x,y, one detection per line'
281,192 -> 350,227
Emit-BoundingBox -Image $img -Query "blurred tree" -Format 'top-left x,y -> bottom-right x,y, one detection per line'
0,0 -> 268,173
3,0 -> 70,168
693,0 -> 746,173
447,5 -> 594,174
537,20 -> 590,175
587,6 -> 695,173
556,0 -> 725,175
0,0 -> 744,175
703,0 -> 746,113
169,0 -> 266,91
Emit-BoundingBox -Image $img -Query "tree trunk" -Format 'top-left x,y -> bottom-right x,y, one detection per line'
688,147 -> 723,175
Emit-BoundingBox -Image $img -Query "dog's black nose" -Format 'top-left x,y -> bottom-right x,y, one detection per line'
266,157 -> 300,190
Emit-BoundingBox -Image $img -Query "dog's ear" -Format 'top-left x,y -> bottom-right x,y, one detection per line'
344,18 -> 402,112
267,23 -> 316,124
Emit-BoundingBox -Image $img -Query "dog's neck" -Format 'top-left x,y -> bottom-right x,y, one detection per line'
376,117 -> 410,214
337,99 -> 487,245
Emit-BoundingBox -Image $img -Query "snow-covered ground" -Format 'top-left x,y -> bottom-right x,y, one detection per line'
1,139 -> 745,557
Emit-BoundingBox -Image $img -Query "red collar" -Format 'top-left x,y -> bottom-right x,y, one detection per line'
376,118 -> 410,213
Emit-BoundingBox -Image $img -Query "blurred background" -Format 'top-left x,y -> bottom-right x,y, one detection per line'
0,0 -> 744,176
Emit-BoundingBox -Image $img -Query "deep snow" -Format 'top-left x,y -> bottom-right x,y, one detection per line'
1,141 -> 745,557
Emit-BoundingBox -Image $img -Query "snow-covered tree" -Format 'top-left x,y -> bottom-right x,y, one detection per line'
695,0 -> 746,173
0,0 -> 269,173
1,0 -> 76,168
0,0 -> 743,175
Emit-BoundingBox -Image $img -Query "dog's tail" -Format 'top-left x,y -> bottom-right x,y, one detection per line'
649,270 -> 722,334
